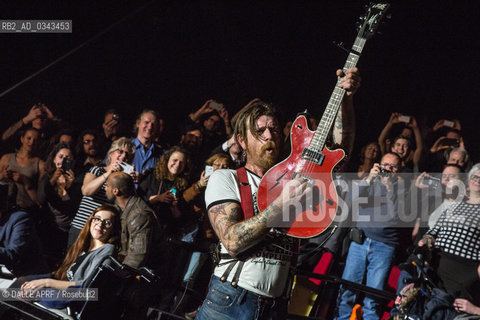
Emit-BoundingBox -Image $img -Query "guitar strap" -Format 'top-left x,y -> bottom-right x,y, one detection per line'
236,167 -> 254,219
217,167 -> 252,286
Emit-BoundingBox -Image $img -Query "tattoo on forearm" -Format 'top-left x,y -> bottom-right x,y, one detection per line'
208,201 -> 282,255
334,114 -> 343,130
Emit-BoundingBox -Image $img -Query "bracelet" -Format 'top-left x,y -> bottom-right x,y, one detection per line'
102,174 -> 108,182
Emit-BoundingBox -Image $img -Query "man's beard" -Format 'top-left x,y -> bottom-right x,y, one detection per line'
86,148 -> 98,157
249,141 -> 279,171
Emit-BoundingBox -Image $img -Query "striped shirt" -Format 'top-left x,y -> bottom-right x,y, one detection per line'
70,166 -> 110,230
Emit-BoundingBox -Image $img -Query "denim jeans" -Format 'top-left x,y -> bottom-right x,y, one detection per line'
183,251 -> 208,283
334,237 -> 395,320
196,275 -> 287,320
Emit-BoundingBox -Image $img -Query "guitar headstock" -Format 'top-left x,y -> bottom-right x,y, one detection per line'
357,2 -> 390,40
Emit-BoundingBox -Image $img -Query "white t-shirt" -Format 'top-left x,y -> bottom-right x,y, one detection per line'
205,169 -> 294,298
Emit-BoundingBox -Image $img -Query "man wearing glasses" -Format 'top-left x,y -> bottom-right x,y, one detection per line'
335,152 -> 406,320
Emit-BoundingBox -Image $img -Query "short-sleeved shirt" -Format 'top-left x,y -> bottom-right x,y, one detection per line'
205,169 -> 294,298
70,166 -> 109,230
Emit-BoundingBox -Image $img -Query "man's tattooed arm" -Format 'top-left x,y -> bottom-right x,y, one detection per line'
208,202 -> 282,257
332,96 -> 355,157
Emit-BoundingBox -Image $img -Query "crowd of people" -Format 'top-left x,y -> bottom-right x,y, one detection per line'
0,66 -> 478,320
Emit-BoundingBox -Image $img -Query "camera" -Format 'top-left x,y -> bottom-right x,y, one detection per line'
119,162 -> 134,174
423,175 -> 441,189
398,115 -> 411,123
378,167 -> 391,177
61,157 -> 75,172
439,138 -> 460,148
113,113 -> 120,120
205,165 -> 214,177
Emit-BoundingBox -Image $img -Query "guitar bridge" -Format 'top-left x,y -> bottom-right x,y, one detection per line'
301,148 -> 325,165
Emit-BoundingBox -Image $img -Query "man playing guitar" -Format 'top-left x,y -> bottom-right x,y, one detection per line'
195,67 -> 360,320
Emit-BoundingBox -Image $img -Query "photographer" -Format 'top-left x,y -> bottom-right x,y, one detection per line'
377,113 -> 424,171
101,109 -> 124,144
410,164 -> 465,243
335,152 -> 407,320
1,103 -> 63,159
37,143 -> 77,266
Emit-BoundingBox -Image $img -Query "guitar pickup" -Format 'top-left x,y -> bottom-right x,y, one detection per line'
301,148 -> 325,165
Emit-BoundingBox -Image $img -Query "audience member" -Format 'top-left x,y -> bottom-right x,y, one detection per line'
188,100 -> 232,161
131,109 -> 163,179
105,172 -> 163,270
37,143 -> 77,266
102,109 -> 124,144
378,113 -> 424,170
152,112 -> 172,150
0,128 -> 45,211
74,129 -> 103,178
334,152 -> 407,320
427,122 -> 465,172
68,137 -> 135,246
357,141 -> 381,179
0,182 -> 48,279
179,124 -> 204,178
46,128 -> 76,155
209,134 -> 243,168
20,204 -> 120,307
410,164 -> 465,242
418,163 -> 480,305
137,146 -> 192,241
2,104 -> 64,159
447,147 -> 470,171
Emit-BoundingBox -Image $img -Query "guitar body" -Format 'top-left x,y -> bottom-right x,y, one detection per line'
257,116 -> 345,238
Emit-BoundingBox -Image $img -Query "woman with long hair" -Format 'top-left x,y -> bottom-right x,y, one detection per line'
21,204 -> 120,292
138,145 -> 190,236
0,128 -> 45,211
68,137 -> 135,246
357,141 -> 381,179
137,146 -> 194,311
37,142 -> 77,265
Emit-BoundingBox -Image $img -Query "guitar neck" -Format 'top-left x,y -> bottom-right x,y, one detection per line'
311,36 -> 367,152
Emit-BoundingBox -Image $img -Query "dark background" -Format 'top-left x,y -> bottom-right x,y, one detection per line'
1,1 -> 479,161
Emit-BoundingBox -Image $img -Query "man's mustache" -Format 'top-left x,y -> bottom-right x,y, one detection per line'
260,141 -> 277,153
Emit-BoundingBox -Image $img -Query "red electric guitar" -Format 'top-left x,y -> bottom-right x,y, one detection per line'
257,3 -> 390,238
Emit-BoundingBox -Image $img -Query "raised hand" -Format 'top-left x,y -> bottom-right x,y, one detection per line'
23,105 -> 44,124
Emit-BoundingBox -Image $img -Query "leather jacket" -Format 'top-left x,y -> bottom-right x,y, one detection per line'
119,195 -> 163,269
